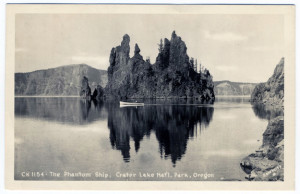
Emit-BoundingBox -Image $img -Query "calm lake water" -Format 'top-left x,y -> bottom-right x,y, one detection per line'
15,97 -> 271,181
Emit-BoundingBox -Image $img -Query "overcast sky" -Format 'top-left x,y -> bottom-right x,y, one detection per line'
16,14 -> 284,83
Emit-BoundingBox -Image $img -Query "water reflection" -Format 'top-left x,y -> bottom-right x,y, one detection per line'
107,104 -> 214,164
15,97 -> 214,165
251,104 -> 284,120
124,98 -> 215,105
15,97 -> 107,124
80,99 -> 91,120
215,97 -> 250,104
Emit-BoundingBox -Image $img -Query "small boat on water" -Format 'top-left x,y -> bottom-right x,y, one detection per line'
120,101 -> 144,106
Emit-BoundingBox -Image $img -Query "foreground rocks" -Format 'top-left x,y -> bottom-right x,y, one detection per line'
105,31 -> 215,100
241,116 -> 284,181
241,58 -> 284,181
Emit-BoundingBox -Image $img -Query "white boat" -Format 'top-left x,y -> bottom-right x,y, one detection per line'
120,101 -> 144,106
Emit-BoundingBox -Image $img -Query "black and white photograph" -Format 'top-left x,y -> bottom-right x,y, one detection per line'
4,4 -> 296,190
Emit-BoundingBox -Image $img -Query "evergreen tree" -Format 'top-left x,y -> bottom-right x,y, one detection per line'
190,57 -> 194,69
158,39 -> 163,53
146,56 -> 150,63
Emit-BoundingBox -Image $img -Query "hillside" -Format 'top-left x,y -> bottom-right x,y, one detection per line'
15,64 -> 107,96
241,57 -> 285,181
214,81 -> 257,96
250,58 -> 284,106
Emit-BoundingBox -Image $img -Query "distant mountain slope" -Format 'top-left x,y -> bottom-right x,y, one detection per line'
15,64 -> 107,96
214,81 -> 258,96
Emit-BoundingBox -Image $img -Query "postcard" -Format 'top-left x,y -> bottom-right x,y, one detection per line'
5,4 -> 295,190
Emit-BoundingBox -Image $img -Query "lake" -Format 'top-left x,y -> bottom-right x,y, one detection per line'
14,97 -> 271,181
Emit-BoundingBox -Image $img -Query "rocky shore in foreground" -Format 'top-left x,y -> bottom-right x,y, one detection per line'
241,58 -> 284,181
241,115 -> 284,181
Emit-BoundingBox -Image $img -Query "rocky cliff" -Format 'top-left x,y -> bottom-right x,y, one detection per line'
80,76 -> 91,98
241,57 -> 284,181
105,31 -> 214,100
250,58 -> 284,107
241,114 -> 284,181
214,81 -> 257,96
79,76 -> 104,100
15,64 -> 107,96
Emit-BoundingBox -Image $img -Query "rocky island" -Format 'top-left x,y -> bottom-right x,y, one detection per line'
15,31 -> 215,101
80,76 -> 104,101
104,31 -> 215,101
241,58 -> 284,181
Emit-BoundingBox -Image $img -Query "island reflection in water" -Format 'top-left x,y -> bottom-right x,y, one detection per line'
107,103 -> 214,164
15,97 -> 267,181
15,98 -> 214,165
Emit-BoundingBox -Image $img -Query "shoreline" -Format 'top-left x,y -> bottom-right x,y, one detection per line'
240,115 -> 284,181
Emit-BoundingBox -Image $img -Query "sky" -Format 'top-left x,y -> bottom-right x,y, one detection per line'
15,14 -> 284,83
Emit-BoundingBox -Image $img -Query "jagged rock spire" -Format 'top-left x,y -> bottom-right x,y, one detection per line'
121,34 -> 130,51
80,76 -> 91,98
134,44 -> 140,55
